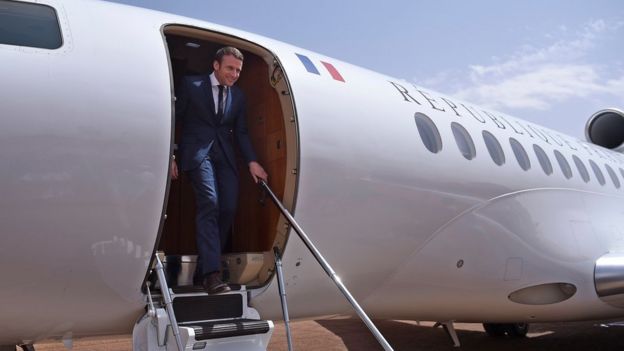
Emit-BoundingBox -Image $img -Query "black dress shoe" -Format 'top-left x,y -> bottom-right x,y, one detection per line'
203,272 -> 231,294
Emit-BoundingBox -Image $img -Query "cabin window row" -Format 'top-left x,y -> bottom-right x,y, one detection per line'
415,113 -> 624,189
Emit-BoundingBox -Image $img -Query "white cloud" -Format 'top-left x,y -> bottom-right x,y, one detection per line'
605,75 -> 624,97
417,19 -> 624,112
455,64 -> 604,110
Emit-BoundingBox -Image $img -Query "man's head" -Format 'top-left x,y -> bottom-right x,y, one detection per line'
213,46 -> 244,87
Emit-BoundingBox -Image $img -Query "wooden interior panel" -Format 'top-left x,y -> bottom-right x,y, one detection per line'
234,53 -> 285,253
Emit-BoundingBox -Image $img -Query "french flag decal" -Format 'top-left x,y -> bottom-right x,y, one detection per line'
296,53 -> 345,82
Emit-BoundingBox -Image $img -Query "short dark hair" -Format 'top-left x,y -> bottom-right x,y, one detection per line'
215,46 -> 244,63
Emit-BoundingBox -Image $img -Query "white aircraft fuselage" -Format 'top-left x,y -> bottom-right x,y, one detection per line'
1,0 -> 624,346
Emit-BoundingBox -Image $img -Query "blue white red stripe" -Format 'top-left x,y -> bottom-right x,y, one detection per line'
296,53 -> 320,75
296,53 -> 345,82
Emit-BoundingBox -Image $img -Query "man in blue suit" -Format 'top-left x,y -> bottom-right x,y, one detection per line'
171,47 -> 267,294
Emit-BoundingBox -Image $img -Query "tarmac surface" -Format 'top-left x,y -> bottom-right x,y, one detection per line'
33,317 -> 624,350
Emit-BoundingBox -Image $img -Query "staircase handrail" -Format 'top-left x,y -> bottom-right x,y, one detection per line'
259,180 -> 394,351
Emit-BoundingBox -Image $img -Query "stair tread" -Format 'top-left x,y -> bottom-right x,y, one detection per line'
174,294 -> 244,323
189,319 -> 271,340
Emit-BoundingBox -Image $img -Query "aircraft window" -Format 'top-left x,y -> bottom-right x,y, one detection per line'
482,130 -> 505,166
605,164 -> 621,189
509,138 -> 531,171
589,160 -> 606,186
414,113 -> 442,154
0,1 -> 62,50
554,150 -> 573,179
533,144 -> 553,175
573,155 -> 590,183
451,122 -> 476,160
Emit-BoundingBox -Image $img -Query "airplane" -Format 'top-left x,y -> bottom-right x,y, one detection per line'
1,0 -> 624,350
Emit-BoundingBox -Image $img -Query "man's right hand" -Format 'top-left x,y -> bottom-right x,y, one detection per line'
171,158 -> 179,180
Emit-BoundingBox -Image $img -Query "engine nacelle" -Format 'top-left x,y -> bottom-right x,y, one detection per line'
585,108 -> 624,152
595,253 -> 624,308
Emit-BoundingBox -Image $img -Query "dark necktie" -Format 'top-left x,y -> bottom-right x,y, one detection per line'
217,85 -> 225,117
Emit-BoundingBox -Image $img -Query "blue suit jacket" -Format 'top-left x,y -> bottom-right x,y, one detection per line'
175,74 -> 257,173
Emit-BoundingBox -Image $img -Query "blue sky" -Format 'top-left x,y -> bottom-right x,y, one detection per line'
110,0 -> 623,138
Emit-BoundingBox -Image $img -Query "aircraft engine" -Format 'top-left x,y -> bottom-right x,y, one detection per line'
595,253 -> 624,308
585,108 -> 624,152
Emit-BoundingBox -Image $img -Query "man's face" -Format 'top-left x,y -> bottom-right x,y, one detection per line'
213,54 -> 243,86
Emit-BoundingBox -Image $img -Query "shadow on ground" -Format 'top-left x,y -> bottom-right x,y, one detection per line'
33,318 -> 624,350
269,318 -> 624,351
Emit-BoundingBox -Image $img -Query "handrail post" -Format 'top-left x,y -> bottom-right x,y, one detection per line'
154,255 -> 185,351
274,246 -> 295,351
260,181 -> 394,351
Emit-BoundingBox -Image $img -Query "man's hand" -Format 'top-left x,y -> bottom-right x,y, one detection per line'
248,161 -> 268,183
171,158 -> 179,180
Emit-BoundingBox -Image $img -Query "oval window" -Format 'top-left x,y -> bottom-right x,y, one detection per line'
533,144 -> 553,175
451,122 -> 476,160
554,150 -> 573,179
510,138 -> 531,171
589,160 -> 606,186
483,131 -> 505,166
605,164 -> 621,189
573,155 -> 590,183
414,113 -> 442,154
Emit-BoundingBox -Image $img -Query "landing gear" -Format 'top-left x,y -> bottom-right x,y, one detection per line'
433,321 -> 461,347
19,345 -> 35,351
483,323 -> 529,337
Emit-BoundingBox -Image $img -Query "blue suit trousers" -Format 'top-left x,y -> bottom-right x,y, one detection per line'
186,144 -> 239,276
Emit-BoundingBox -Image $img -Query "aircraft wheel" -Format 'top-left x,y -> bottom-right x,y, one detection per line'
505,323 -> 529,337
482,323 -> 506,337
483,323 -> 529,337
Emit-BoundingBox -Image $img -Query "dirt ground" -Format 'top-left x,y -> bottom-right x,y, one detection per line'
33,317 -> 624,351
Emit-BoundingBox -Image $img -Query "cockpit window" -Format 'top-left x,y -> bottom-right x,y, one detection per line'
414,113 -> 442,154
510,138 -> 530,171
451,122 -> 476,160
0,0 -> 62,49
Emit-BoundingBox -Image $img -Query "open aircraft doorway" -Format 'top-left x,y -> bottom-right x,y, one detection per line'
154,25 -> 300,290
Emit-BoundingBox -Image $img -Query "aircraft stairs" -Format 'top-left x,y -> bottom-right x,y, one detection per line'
133,180 -> 396,351
133,260 -> 274,351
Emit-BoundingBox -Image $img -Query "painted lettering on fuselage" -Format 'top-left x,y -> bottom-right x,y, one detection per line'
388,80 -> 624,165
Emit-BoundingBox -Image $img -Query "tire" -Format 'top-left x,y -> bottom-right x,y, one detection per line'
505,323 -> 529,337
483,323 -> 506,337
483,323 -> 529,338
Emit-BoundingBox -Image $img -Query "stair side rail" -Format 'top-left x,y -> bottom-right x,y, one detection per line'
274,246 -> 294,351
154,255 -> 185,351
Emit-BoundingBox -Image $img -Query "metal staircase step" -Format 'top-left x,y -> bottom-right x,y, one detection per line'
190,319 -> 272,340
174,294 -> 243,322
